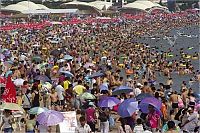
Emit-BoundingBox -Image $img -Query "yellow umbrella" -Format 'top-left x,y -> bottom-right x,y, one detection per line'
0,102 -> 24,112
73,85 -> 86,95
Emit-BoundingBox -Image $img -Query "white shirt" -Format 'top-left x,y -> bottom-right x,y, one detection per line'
133,88 -> 141,96
76,123 -> 91,133
118,125 -> 133,133
55,85 -> 65,100
134,125 -> 144,133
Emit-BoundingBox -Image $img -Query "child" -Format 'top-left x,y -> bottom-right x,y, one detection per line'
76,116 -> 91,133
133,118 -> 144,133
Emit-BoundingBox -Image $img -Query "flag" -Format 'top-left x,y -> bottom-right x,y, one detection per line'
2,76 -> 16,103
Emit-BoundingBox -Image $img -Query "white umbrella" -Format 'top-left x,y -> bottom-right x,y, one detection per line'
14,78 -> 25,86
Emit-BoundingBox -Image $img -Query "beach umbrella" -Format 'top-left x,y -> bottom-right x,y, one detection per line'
135,93 -> 153,101
87,72 -> 104,79
112,86 -> 133,95
29,107 -> 49,115
0,102 -> 24,112
0,54 -> 5,60
60,71 -> 74,77
118,98 -> 138,118
57,59 -> 66,63
32,56 -> 42,62
5,70 -> 13,77
98,96 -> 120,108
139,97 -> 162,114
63,55 -> 73,60
50,49 -> 61,57
37,110 -> 64,126
14,78 -> 25,86
80,92 -> 96,100
34,75 -> 51,82
73,85 -> 86,95
99,84 -> 108,91
42,82 -> 52,90
83,62 -> 94,68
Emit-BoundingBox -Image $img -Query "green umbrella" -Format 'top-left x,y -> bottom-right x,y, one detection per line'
32,56 -> 42,62
28,107 -> 48,115
80,92 -> 96,100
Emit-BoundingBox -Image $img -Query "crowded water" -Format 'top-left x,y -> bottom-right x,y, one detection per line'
0,7 -> 199,133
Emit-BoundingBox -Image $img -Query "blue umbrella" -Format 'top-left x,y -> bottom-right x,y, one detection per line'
98,96 -> 120,108
34,75 -> 51,82
5,70 -> 13,77
63,55 -> 73,60
60,71 -> 74,77
135,93 -> 153,101
99,84 -> 108,91
118,98 -> 138,118
112,86 -> 133,95
139,97 -> 162,114
87,72 -> 104,79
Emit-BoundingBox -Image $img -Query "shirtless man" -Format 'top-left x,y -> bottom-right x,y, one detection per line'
169,91 -> 179,113
142,82 -> 153,94
181,89 -> 188,107
50,88 -> 59,110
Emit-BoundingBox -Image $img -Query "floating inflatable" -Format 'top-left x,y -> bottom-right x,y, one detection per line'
126,69 -> 133,75
118,64 -> 125,68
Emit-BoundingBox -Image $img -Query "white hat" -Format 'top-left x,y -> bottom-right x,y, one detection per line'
137,83 -> 143,87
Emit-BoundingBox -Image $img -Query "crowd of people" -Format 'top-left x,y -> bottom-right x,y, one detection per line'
0,10 -> 200,133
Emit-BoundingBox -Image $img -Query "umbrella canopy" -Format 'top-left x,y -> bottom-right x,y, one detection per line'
99,84 -> 108,91
37,110 -> 64,126
29,107 -> 49,115
63,55 -> 73,60
0,54 -> 5,60
50,49 -> 61,57
98,96 -> 120,107
135,93 -> 153,101
32,56 -> 42,62
87,72 -> 104,79
0,102 -> 24,112
5,70 -> 13,77
118,98 -> 138,118
80,92 -> 96,100
112,86 -> 133,95
34,75 -> 51,82
60,71 -> 74,77
73,85 -> 86,95
139,97 -> 162,114
83,62 -> 94,68
14,78 -> 25,86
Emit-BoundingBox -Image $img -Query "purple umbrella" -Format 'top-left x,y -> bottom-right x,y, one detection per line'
0,54 -> 5,60
98,96 -> 120,107
139,97 -> 162,114
112,86 -> 133,95
118,98 -> 138,118
37,110 -> 64,126
34,75 -> 51,82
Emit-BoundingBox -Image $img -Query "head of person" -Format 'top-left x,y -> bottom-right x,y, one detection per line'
167,121 -> 176,130
136,118 -> 143,125
188,107 -> 194,114
4,109 -> 11,116
79,116 -> 86,127
148,104 -> 155,113
29,114 -> 35,120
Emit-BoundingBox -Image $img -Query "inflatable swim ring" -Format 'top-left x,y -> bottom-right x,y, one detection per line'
118,64 -> 125,68
183,55 -> 191,59
192,56 -> 198,60
126,69 -> 133,75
